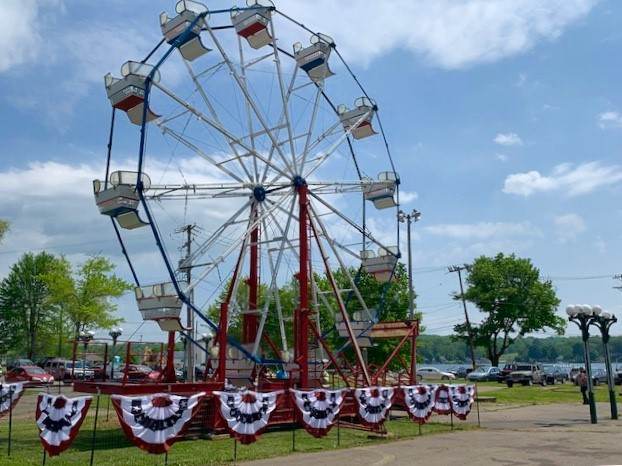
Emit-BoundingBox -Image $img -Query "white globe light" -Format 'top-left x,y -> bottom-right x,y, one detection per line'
592,305 -> 602,316
566,305 -> 578,317
601,311 -> 611,320
580,305 -> 593,316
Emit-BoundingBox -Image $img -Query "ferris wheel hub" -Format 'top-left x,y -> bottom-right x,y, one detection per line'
292,175 -> 306,188
252,185 -> 267,202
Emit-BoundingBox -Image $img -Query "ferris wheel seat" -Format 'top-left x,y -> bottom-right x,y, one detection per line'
94,183 -> 140,217
135,283 -> 182,311
160,5 -> 210,61
105,63 -> 161,125
339,98 -> 378,140
364,172 -> 398,209
361,247 -> 398,283
294,35 -> 335,82
232,8 -> 273,49
116,211 -> 150,230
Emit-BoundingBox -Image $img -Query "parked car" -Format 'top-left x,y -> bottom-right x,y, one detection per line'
615,369 -> 622,385
542,364 -> 567,385
416,367 -> 456,381
499,363 -> 518,383
506,363 -> 546,387
65,361 -> 96,380
6,365 -> 54,386
7,358 -> 36,370
467,366 -> 501,382
591,369 -> 608,385
452,366 -> 471,379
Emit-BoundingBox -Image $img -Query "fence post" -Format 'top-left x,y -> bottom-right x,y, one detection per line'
89,388 -> 101,466
7,388 -> 13,457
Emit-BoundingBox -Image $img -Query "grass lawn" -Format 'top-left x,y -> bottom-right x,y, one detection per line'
0,400 -> 474,466
475,380 -> 616,405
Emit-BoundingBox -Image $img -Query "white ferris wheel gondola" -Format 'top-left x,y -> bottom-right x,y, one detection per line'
338,97 -> 378,140
160,0 -> 211,62
231,0 -> 275,49
293,33 -> 335,83
364,171 -> 398,210
93,171 -> 150,230
135,282 -> 184,332
104,61 -> 161,125
361,246 -> 399,283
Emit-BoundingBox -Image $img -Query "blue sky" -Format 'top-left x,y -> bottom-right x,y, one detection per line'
1,0 -> 621,342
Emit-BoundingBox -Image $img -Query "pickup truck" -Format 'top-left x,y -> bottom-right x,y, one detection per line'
506,363 -> 546,387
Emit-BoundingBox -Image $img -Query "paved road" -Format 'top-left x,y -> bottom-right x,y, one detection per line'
245,403 -> 622,466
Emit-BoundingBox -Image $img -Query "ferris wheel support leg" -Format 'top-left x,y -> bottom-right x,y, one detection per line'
297,184 -> 310,389
164,331 -> 177,383
243,205 -> 260,344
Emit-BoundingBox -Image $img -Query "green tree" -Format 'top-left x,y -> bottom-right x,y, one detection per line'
0,252 -> 61,358
44,256 -> 131,338
454,253 -> 565,366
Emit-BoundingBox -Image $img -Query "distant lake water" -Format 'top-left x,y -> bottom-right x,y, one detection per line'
429,362 -> 616,371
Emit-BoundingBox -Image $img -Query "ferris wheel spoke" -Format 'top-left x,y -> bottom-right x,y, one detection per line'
252,196 -> 297,357
298,87 -> 323,174
182,59 -> 255,182
260,65 -> 299,184
185,193 -> 291,294
154,82 -> 291,180
180,200 -> 250,271
236,36 -> 260,183
308,191 -> 397,257
308,202 -> 372,320
268,17 -> 299,174
304,109 -> 374,180
205,24 -> 296,178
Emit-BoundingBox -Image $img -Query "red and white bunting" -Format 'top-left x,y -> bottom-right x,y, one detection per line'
291,388 -> 346,438
432,384 -> 452,415
112,392 -> 205,454
35,394 -> 92,456
214,390 -> 280,444
354,387 -> 394,426
0,383 -> 24,419
450,385 -> 475,420
402,385 -> 435,424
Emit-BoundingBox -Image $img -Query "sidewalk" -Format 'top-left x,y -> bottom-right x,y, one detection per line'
245,403 -> 621,466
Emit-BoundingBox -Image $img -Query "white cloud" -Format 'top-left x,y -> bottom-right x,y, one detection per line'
400,190 -> 419,203
0,0 -> 41,72
503,161 -> 622,197
424,221 -> 539,240
598,111 -> 622,129
496,154 -> 509,162
281,0 -> 598,69
553,213 -> 586,242
494,132 -> 523,146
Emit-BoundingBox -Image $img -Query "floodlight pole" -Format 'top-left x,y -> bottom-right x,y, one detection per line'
398,209 -> 421,320
592,313 -> 618,419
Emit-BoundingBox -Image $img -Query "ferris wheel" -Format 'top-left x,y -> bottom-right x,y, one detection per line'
93,0 -> 402,388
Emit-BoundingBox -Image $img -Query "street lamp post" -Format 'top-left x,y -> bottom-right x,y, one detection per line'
398,209 -> 422,319
566,305 -> 598,424
591,308 -> 618,420
108,328 -> 123,382
78,331 -> 95,381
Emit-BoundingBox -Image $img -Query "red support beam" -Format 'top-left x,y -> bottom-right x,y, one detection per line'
243,205 -> 260,344
164,331 -> 177,383
297,184 -> 310,388
371,325 -> 415,385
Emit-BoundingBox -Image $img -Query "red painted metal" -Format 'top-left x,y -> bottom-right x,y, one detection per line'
297,184 -> 310,388
243,205 -> 260,344
123,342 -> 131,385
410,320 -> 418,384
307,210 -> 371,386
309,323 -> 350,387
164,331 -> 177,383
371,326 -> 414,385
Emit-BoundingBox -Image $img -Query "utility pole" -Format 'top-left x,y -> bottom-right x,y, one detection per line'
398,209 -> 422,319
448,264 -> 477,370
177,224 -> 197,382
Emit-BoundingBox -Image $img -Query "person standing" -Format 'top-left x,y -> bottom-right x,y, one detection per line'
577,369 -> 588,405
